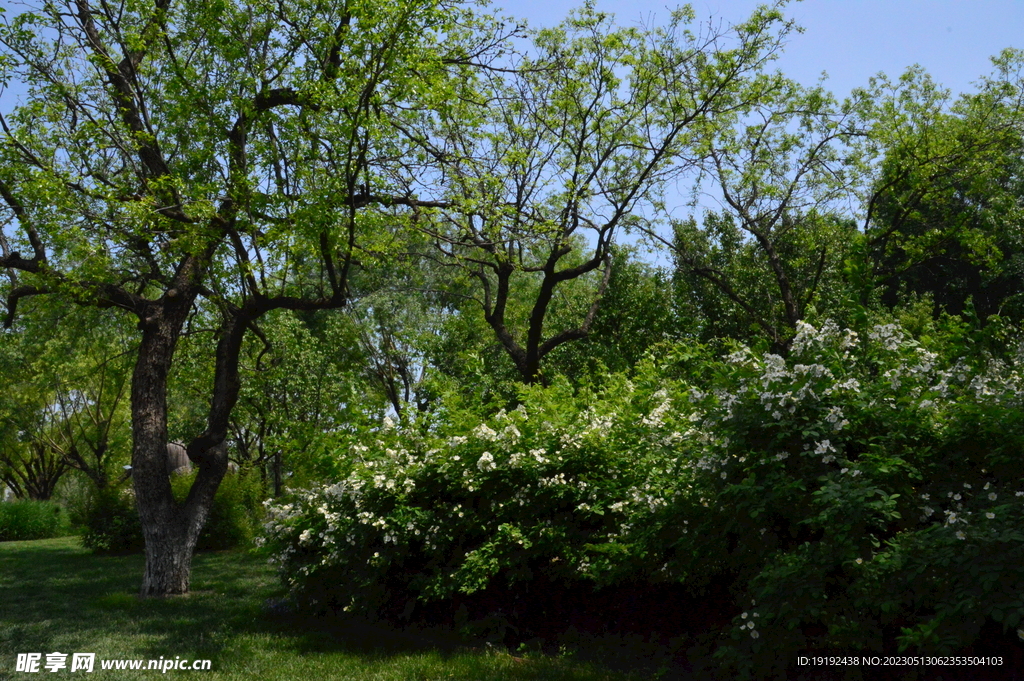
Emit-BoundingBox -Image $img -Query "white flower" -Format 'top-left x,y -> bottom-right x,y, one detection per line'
641,396 -> 672,427
989,492 -> 997,501
477,451 -> 496,472
956,531 -> 966,540
473,424 -> 498,441
750,630 -> 759,639
746,621 -> 755,629
986,512 -> 996,519
855,558 -> 863,565
382,415 -> 395,430
964,483 -> 972,489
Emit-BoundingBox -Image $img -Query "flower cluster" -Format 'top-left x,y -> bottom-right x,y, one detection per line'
261,376 -> 701,611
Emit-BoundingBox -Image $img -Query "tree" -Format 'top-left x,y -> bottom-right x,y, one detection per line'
859,55 -> 1024,320
225,309 -> 369,495
0,300 -> 132,497
542,246 -> 679,379
0,0 -> 508,595
411,4 -> 797,382
667,77 -> 859,351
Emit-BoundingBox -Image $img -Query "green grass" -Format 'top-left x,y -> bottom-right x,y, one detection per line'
0,538 -> 639,680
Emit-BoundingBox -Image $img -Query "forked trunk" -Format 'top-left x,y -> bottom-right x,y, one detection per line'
138,458 -> 223,596
131,295 -> 224,597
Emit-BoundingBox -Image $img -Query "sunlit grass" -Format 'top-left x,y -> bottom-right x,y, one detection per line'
0,537 -> 639,680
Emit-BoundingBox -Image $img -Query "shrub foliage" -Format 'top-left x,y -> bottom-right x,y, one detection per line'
263,319 -> 1024,675
0,499 -> 71,541
83,473 -> 264,554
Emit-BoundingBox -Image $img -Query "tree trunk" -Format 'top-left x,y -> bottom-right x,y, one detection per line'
130,288 -> 243,596
273,449 -> 282,498
140,512 -> 196,596
131,294 -> 224,597
138,452 -> 224,596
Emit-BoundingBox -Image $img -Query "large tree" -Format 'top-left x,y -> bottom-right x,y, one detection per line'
408,4 -> 797,383
0,0 -> 507,595
667,76 -> 859,351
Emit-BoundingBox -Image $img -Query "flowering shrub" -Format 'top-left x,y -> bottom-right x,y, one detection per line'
259,376 -> 697,628
680,320 -> 1024,677
263,318 -> 1024,675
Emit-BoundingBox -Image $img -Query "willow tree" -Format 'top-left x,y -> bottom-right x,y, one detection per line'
0,0 -> 507,595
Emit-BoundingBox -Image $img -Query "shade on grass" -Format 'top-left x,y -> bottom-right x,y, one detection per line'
0,538 -> 636,680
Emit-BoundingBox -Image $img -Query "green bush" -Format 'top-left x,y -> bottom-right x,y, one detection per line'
259,374 -> 698,629
80,488 -> 144,554
263,318 -> 1024,677
0,499 -> 72,541
681,320 -> 1024,677
82,472 -> 265,554
174,471 -> 264,551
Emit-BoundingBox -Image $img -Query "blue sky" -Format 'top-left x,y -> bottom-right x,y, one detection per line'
505,0 -> 1024,100
2,1 -> 1019,106
494,0 -> 1024,258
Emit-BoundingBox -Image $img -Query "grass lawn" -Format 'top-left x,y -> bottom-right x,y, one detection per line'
0,537 -> 640,680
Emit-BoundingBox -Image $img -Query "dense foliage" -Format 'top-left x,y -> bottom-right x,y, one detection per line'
2,0 -> 1024,675
262,318 -> 1024,675
0,499 -> 70,541
83,473 -> 264,554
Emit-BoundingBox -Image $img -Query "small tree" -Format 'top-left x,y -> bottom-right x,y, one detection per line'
857,59 -> 1024,319
667,77 -> 859,351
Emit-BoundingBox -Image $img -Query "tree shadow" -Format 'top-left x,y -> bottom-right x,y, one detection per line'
1,538 -> 634,680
